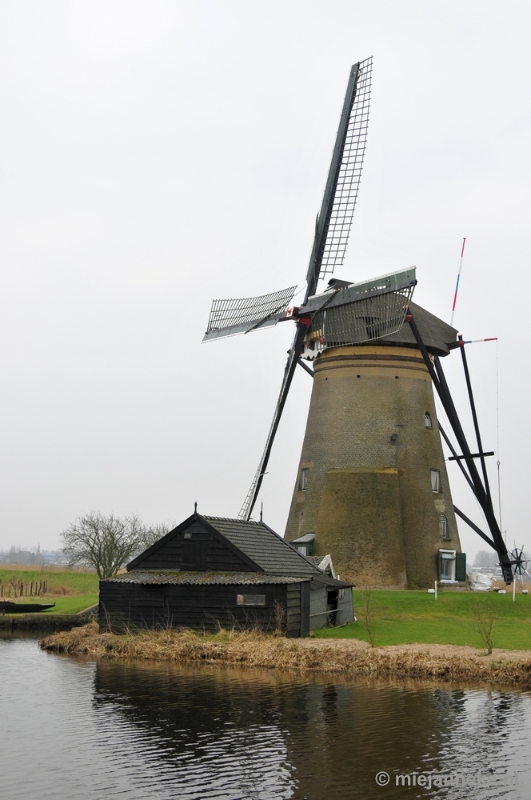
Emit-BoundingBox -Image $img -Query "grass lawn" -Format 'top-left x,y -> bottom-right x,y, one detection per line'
0,567 -> 98,596
41,595 -> 99,614
312,590 -> 531,650
1,595 -> 99,615
0,568 -> 99,615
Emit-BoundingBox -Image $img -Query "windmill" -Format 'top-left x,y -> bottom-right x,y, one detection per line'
203,58 -> 515,588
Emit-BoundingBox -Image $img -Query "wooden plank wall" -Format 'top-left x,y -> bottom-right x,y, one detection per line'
286,583 -> 301,638
99,582 -> 295,634
135,521 -> 252,572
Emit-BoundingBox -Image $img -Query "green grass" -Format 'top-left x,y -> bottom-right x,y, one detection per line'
0,567 -> 99,596
1,595 -> 99,615
41,595 -> 99,614
312,590 -> 531,650
0,567 -> 99,615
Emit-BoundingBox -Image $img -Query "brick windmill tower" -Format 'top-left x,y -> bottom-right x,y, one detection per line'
283,301 -> 460,588
203,58 -> 514,588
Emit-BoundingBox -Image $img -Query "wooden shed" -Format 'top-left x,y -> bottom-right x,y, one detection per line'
99,512 -> 353,637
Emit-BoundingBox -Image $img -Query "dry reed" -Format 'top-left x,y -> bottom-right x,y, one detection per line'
39,623 -> 531,688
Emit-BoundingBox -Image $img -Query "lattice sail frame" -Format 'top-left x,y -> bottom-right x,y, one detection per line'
318,56 -> 372,278
302,284 -> 415,358
203,285 -> 297,341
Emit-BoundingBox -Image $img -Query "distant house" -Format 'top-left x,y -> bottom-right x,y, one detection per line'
99,512 -> 353,637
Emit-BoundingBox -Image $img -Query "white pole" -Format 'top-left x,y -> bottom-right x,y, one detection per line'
513,578 -> 516,602
434,580 -> 437,600
450,238 -> 466,327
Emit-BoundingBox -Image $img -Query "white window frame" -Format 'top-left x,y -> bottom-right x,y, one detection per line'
424,412 -> 433,429
439,549 -> 457,582
237,594 -> 266,607
439,514 -> 449,540
430,469 -> 440,493
300,468 -> 309,491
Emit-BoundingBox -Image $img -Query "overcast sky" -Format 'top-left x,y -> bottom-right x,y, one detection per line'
1,1 -> 530,563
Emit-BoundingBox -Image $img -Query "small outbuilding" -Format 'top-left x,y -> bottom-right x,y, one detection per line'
99,511 -> 353,637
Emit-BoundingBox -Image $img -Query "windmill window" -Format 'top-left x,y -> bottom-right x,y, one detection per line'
430,469 -> 440,493
440,514 -> 449,539
424,412 -> 433,429
300,468 -> 310,491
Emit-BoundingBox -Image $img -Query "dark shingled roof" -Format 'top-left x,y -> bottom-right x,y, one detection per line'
378,300 -> 458,356
104,571 -> 308,586
202,516 -> 322,577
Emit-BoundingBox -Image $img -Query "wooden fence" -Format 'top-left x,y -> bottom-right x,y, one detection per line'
0,581 -> 48,598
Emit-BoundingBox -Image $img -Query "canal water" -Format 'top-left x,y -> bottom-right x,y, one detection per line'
2,634 -> 531,799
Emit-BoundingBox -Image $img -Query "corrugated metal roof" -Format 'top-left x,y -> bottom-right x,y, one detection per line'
104,571 -> 308,586
202,516 -> 321,577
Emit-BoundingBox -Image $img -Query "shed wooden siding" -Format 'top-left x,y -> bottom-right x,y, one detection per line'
99,581 -> 310,637
336,590 -> 354,626
286,583 -> 301,637
309,587 -> 354,630
135,522 -> 254,572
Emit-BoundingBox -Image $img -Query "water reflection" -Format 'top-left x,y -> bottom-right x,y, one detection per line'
2,635 -> 531,799
92,660 -> 529,799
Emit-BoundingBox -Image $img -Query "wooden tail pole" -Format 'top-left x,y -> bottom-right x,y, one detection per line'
406,311 -> 513,584
458,336 -> 491,501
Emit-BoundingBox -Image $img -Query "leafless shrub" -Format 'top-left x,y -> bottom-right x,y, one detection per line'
273,601 -> 286,636
359,586 -> 377,647
471,593 -> 495,655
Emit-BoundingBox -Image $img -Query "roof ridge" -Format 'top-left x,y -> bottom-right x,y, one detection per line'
203,515 -> 263,525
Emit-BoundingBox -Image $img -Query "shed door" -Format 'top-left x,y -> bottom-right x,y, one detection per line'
182,542 -> 207,570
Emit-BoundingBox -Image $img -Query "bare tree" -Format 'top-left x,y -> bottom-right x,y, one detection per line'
61,512 -> 145,579
139,521 -> 176,550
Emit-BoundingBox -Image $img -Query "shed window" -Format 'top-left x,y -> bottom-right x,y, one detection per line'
424,412 -> 433,429
237,594 -> 266,606
300,468 -> 309,491
430,469 -> 440,493
439,514 -> 449,539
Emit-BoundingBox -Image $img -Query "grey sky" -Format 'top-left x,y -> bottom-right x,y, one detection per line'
1,1 -> 530,563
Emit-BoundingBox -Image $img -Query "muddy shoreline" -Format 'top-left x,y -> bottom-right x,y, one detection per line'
39,623 -> 531,689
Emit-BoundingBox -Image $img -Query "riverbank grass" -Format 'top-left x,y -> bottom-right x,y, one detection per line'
0,568 -> 99,614
40,623 -> 531,688
313,590 -> 531,650
41,596 -> 99,614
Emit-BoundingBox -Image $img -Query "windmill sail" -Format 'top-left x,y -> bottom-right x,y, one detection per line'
238,58 -> 374,521
203,286 -> 297,341
306,56 -> 373,294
